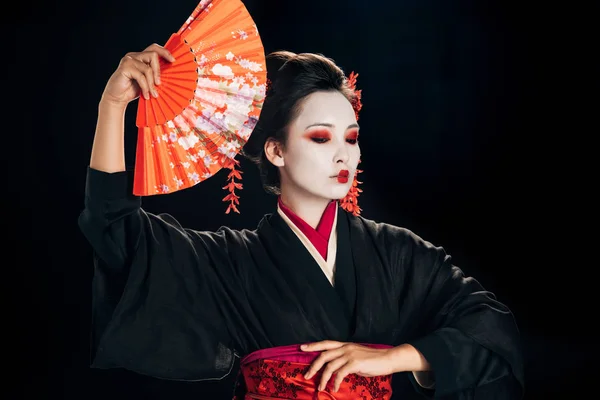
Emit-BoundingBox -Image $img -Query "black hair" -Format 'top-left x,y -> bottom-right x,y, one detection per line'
241,51 -> 357,195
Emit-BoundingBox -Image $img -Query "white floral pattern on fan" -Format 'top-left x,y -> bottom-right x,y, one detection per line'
133,0 -> 267,205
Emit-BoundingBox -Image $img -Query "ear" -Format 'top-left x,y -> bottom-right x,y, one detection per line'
264,138 -> 285,167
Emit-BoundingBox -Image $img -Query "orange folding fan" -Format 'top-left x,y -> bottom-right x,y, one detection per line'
134,0 -> 267,213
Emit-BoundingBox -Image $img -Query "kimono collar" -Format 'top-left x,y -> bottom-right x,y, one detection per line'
277,197 -> 337,261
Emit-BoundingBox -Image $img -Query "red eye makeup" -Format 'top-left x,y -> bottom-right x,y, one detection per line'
304,129 -> 332,143
346,128 -> 359,144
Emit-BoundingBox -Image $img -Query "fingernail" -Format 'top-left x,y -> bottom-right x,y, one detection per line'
156,76 -> 161,85
300,344 -> 307,349
152,89 -> 159,98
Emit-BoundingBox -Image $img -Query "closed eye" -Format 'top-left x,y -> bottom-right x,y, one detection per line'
346,129 -> 359,145
311,137 -> 330,143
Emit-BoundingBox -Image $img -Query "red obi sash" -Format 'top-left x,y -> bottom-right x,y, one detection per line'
232,343 -> 394,399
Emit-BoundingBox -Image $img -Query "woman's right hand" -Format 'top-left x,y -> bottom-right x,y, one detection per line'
100,43 -> 176,109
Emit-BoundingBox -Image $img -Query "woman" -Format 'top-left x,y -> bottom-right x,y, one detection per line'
78,43 -> 524,399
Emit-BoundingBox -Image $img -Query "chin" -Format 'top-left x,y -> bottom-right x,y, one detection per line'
300,183 -> 352,202
329,186 -> 352,200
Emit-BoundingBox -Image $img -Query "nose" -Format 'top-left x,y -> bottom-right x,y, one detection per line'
334,142 -> 350,164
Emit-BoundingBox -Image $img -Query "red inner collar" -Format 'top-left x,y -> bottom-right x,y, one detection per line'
278,197 -> 337,261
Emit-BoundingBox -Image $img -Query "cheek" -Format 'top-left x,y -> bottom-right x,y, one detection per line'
285,145 -> 320,172
350,145 -> 361,165
287,147 -> 330,177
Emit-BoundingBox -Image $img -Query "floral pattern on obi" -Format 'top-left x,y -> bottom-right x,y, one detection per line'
232,357 -> 393,399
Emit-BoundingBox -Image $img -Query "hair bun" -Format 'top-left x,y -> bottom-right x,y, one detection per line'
266,50 -> 296,83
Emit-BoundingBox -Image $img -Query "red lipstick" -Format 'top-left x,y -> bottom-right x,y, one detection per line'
337,169 -> 349,183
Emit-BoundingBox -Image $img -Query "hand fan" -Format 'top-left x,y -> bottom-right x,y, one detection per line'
134,0 -> 267,213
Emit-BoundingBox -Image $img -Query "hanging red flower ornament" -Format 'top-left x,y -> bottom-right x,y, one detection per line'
222,157 -> 243,214
340,71 -> 364,216
339,165 -> 363,216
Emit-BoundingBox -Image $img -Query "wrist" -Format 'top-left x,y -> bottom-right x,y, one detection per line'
386,343 -> 431,374
99,96 -> 128,114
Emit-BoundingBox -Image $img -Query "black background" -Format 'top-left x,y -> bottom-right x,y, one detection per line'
4,0 -> 595,398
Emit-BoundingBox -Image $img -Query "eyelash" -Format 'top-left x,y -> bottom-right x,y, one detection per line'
310,138 -> 359,144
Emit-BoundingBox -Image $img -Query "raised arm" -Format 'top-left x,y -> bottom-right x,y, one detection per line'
80,43 -> 176,269
77,44 -> 241,382
90,43 -> 175,173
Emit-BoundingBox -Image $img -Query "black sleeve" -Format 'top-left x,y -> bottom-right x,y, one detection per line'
398,229 -> 525,399
77,166 -> 240,381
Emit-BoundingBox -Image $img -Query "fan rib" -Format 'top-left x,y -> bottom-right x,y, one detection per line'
134,0 -> 266,196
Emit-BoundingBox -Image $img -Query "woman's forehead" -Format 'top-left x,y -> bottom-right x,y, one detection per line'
293,91 -> 356,128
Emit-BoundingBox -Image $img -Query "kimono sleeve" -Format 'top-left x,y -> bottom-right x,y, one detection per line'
393,228 -> 525,399
77,167 -> 239,381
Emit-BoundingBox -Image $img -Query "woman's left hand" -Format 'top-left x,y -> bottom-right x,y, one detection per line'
301,340 -> 395,392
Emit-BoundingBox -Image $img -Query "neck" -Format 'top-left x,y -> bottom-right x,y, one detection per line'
279,191 -> 332,230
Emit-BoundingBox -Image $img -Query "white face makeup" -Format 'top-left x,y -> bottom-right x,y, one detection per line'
272,90 -> 361,203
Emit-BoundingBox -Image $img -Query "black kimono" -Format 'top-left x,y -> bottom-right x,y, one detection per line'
78,166 -> 525,399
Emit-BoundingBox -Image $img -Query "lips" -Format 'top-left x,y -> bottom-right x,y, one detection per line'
336,169 -> 350,183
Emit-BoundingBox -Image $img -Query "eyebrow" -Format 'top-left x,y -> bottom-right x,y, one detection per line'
305,123 -> 360,130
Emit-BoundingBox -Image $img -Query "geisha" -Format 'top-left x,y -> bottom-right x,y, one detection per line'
78,42 -> 524,399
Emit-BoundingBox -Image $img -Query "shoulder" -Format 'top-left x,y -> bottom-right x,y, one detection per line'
350,213 -> 448,264
150,212 -> 260,249
350,213 -> 428,247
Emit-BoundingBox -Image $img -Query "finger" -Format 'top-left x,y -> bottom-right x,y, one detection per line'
301,340 -> 344,352
141,50 -> 162,85
121,60 -> 151,100
144,44 -> 176,84
135,60 -> 158,98
139,47 -> 174,85
150,51 -> 162,86
333,362 -> 355,392
127,54 -> 159,97
145,43 -> 177,62
305,348 -> 345,380
318,357 -> 348,392
122,55 -> 156,98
